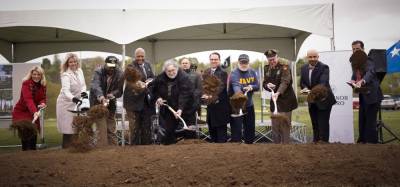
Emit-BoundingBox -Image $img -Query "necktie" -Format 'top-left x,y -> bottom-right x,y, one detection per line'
356,70 -> 362,81
141,65 -> 147,79
106,75 -> 112,92
211,68 -> 216,75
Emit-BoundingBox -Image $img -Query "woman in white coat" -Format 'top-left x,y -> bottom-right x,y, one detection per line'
56,53 -> 87,148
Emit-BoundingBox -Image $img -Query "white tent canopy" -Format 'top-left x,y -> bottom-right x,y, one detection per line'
0,1 -> 333,63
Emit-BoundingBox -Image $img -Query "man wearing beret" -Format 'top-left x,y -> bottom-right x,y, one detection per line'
229,54 -> 260,144
263,49 -> 298,144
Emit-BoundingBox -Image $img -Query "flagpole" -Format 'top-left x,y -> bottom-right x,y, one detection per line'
331,3 -> 336,51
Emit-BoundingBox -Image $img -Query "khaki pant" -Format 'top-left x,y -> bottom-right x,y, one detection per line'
95,112 -> 117,146
271,111 -> 292,144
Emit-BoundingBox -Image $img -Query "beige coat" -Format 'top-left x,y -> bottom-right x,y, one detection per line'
56,68 -> 86,134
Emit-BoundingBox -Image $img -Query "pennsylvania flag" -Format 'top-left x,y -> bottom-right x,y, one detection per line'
387,40 -> 400,73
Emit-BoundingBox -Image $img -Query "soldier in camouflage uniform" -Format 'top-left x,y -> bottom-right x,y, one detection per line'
262,49 -> 298,143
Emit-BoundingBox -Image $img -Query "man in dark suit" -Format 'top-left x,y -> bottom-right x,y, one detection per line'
180,58 -> 202,139
123,48 -> 155,145
300,49 -> 336,143
202,52 -> 230,143
90,56 -> 124,145
350,40 -> 383,143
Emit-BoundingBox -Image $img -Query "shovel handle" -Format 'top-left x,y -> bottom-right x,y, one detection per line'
32,115 -> 39,123
162,102 -> 189,129
267,86 -> 278,115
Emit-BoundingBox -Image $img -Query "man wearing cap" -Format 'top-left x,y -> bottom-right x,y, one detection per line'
123,48 -> 155,145
300,49 -> 336,143
90,56 -> 124,145
229,54 -> 259,144
263,49 -> 298,144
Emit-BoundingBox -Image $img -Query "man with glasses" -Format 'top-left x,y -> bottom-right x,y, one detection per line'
202,52 -> 230,143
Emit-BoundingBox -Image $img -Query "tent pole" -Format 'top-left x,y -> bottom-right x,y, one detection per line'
150,39 -> 157,66
261,59 -> 265,123
331,3 -> 336,51
121,44 -> 126,146
11,43 -> 15,63
293,37 -> 298,99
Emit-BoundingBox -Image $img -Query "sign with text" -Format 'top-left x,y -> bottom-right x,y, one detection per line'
319,51 -> 354,143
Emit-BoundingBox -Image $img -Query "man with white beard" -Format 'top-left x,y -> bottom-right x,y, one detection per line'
228,54 -> 259,144
152,60 -> 194,144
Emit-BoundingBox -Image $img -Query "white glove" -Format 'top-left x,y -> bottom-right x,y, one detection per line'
174,109 -> 182,119
156,98 -> 165,107
267,83 -> 276,90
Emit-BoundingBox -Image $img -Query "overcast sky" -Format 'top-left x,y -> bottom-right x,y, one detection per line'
0,0 -> 399,64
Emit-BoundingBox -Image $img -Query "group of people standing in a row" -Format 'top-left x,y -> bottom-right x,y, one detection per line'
11,40 -> 382,151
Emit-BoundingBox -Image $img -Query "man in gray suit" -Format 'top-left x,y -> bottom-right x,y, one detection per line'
123,48 -> 155,145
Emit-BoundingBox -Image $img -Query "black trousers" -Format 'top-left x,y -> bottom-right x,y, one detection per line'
62,134 -> 76,149
230,105 -> 255,144
159,108 -> 179,145
129,107 -> 153,145
21,135 -> 37,151
309,104 -> 332,142
358,96 -> 378,144
208,125 -> 227,143
182,112 -> 197,139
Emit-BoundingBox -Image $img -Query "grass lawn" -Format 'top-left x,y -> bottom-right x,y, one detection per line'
254,96 -> 400,143
1,95 -> 400,152
0,119 -> 61,152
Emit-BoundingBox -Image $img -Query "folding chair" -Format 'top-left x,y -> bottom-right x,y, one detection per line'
254,120 -> 273,143
115,102 -> 130,145
289,122 -> 307,143
195,111 -> 211,141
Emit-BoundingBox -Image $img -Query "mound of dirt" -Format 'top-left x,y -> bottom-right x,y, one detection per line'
0,143 -> 399,186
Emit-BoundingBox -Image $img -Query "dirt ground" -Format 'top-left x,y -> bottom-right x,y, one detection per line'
0,141 -> 399,186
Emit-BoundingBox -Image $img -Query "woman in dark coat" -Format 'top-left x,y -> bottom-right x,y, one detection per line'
12,66 -> 47,151
152,60 -> 193,144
